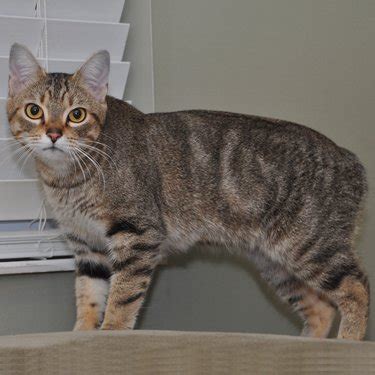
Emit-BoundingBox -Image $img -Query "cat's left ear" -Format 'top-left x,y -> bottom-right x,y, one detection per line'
74,50 -> 110,102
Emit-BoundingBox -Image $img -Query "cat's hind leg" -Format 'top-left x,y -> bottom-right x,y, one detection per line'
253,252 -> 336,338
291,243 -> 369,340
291,288 -> 336,338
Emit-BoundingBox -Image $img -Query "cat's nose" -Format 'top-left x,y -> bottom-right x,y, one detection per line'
47,131 -> 62,143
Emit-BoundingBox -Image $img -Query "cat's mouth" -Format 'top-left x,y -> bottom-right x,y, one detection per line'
42,146 -> 64,153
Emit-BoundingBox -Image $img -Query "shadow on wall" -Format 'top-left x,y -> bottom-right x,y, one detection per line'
139,246 -> 346,338
137,246 -> 307,335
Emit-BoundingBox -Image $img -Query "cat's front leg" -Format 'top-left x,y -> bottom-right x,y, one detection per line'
65,233 -> 112,330
101,223 -> 164,330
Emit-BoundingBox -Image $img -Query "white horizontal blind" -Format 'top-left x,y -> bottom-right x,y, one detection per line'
0,229 -> 74,274
0,0 -> 131,273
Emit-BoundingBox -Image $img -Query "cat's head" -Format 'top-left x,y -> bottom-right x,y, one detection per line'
7,43 -> 110,165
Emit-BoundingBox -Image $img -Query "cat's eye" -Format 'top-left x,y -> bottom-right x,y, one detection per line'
67,108 -> 87,125
25,103 -> 43,120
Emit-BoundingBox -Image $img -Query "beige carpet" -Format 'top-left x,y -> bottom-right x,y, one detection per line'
0,330 -> 374,374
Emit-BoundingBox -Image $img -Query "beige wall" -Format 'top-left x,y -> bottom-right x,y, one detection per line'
149,0 -> 375,339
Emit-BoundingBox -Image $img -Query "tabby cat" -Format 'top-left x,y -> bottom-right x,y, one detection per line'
7,44 -> 369,340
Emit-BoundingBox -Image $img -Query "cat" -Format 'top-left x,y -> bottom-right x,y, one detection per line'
7,43 -> 369,340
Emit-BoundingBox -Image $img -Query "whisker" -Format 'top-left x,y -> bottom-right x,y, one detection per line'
76,142 -> 119,173
68,147 -> 88,184
74,148 -> 93,180
78,143 -> 111,160
0,143 -> 34,170
99,133 -> 117,144
66,147 -> 78,175
74,147 -> 106,189
18,147 -> 35,177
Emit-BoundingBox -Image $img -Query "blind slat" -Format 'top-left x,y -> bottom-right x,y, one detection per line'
0,0 -> 126,23
0,58 -> 130,98
0,16 -> 42,56
0,16 -> 129,61
0,140 -> 37,180
0,98 -> 8,138
0,180 -> 51,220
0,0 -> 38,18
46,19 -> 129,61
0,229 -> 71,260
0,259 -> 74,274
45,0 -> 126,23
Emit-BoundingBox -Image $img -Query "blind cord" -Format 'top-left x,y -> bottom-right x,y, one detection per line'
35,0 -> 49,71
28,199 -> 47,232
42,0 -> 49,72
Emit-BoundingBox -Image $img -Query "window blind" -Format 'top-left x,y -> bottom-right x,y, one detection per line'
0,0 -> 140,274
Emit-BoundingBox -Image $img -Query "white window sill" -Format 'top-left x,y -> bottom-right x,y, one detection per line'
0,258 -> 75,275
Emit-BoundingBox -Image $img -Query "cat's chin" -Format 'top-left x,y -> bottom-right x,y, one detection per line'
38,147 -> 66,158
36,148 -> 72,169
41,147 -> 65,154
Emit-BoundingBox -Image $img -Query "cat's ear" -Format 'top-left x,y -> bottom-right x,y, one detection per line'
8,43 -> 45,97
74,50 -> 110,102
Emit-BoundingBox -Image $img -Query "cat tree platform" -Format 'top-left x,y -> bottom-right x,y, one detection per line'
0,330 -> 374,374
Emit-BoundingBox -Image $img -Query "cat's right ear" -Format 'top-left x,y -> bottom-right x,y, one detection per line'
8,43 -> 45,97
73,50 -> 110,103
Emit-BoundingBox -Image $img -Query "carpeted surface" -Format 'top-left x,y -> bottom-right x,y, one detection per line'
0,330 -> 374,374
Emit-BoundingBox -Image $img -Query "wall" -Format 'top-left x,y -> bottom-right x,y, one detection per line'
145,0 -> 375,339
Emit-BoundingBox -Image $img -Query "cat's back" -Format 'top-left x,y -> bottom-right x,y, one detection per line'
147,108 -> 348,162
104,100 -> 366,204
146,108 -> 367,203
105,98 -> 346,162
148,109 -> 330,143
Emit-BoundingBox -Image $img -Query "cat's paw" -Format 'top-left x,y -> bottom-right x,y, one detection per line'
73,320 -> 99,331
100,321 -> 132,330
99,323 -> 117,330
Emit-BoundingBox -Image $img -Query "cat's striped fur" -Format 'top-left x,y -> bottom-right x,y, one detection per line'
7,44 -> 369,339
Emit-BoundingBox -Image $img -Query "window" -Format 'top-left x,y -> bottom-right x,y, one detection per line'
0,0 -> 154,274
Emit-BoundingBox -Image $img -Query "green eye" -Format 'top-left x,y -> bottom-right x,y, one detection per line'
25,103 -> 43,120
68,108 -> 86,124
